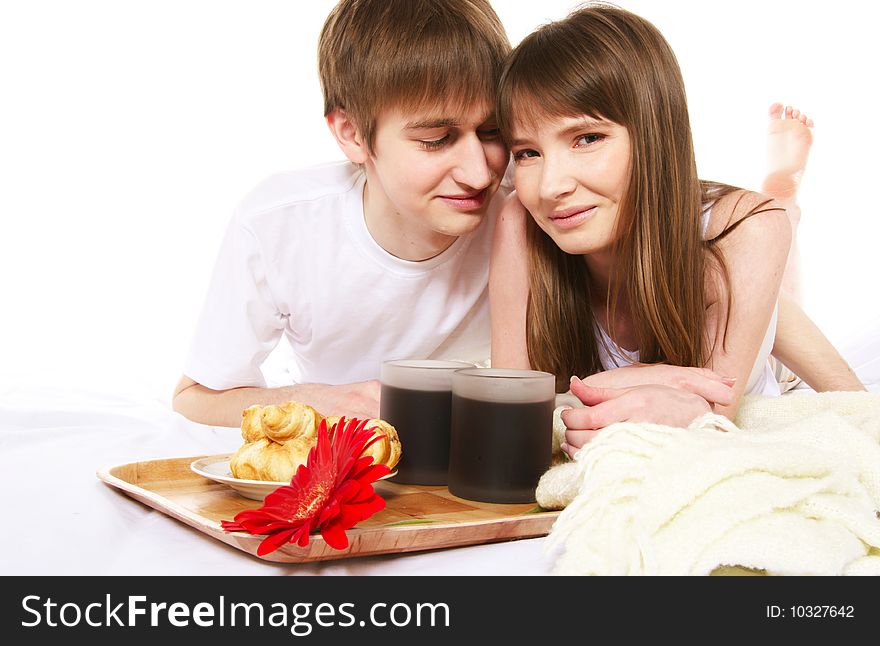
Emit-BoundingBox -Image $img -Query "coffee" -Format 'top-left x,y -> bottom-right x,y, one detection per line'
447,368 -> 555,503
448,396 -> 553,503
379,359 -> 474,486
380,385 -> 453,485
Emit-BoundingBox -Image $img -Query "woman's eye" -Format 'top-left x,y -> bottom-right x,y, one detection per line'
477,128 -> 501,141
419,134 -> 451,150
575,133 -> 604,146
512,149 -> 539,162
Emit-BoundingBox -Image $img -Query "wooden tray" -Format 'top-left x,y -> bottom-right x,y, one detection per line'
97,455 -> 559,564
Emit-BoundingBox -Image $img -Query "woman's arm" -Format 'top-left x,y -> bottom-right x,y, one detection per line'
772,293 -> 865,392
495,194 -> 735,446
581,364 -> 734,404
561,192 -> 787,448
704,190 -> 792,418
489,192 -> 532,370
493,195 -> 734,417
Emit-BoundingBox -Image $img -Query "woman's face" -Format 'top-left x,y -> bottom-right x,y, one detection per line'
510,114 -> 631,256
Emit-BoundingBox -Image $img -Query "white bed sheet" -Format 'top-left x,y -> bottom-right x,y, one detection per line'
0,385 -> 554,576
2,321 -> 877,576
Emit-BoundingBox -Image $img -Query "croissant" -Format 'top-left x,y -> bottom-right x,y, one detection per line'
229,401 -> 401,482
324,416 -> 401,472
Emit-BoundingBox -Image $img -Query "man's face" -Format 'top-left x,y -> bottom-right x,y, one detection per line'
363,101 -> 509,247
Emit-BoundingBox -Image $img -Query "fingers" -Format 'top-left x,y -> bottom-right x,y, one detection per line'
564,428 -> 601,450
571,368 -> 732,407
353,380 -> 381,419
679,375 -> 734,406
561,400 -> 625,431
560,442 -> 574,459
365,379 -> 381,396
666,368 -> 733,405
699,380 -> 734,406
566,377 -> 639,429
569,376 -> 626,405
691,367 -> 736,386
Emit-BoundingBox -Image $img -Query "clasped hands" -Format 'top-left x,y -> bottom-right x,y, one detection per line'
560,365 -> 735,458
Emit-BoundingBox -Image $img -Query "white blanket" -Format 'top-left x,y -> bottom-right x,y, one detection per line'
536,392 -> 880,575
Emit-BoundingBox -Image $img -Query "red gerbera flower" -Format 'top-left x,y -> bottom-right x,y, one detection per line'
221,417 -> 390,555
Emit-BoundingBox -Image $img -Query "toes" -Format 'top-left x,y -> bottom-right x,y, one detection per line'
769,102 -> 784,119
781,105 -> 813,127
787,107 -> 814,128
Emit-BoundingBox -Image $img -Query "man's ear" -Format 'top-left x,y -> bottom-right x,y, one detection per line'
326,108 -> 369,164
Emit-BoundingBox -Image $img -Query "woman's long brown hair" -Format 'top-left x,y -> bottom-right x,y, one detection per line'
497,4 -> 779,392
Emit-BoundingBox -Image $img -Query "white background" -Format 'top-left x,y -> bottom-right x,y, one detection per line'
2,0 -> 878,400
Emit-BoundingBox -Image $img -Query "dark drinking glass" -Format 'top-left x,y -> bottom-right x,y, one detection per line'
379,360 -> 473,485
448,368 -> 555,503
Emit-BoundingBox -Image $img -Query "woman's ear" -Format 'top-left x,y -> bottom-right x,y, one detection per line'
326,108 -> 368,164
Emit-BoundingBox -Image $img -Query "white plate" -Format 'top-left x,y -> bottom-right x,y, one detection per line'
190,456 -> 396,501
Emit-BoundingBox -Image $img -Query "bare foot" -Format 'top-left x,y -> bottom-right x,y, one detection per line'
763,104 -> 812,304
762,103 -> 814,202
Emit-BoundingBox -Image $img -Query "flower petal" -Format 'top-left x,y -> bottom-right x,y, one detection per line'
220,520 -> 247,533
294,523 -> 314,548
220,414 -> 389,554
256,528 -> 299,556
320,521 -> 350,550
351,463 -> 391,484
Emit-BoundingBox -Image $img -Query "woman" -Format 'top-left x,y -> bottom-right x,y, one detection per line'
489,4 -> 862,452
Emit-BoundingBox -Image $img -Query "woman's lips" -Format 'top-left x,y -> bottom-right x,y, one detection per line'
548,205 -> 597,230
438,189 -> 488,211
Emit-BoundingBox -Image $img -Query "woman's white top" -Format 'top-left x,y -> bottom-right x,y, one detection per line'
594,208 -> 781,396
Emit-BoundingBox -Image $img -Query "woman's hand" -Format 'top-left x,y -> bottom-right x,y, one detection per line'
560,377 -> 712,458
581,364 -> 735,406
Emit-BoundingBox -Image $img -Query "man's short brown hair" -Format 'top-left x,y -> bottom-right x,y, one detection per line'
318,0 -> 511,152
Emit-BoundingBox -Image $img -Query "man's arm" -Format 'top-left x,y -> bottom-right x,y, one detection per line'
772,294 -> 865,392
172,376 -> 381,427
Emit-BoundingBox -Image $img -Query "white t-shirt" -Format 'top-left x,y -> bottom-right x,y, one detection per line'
185,161 -> 506,389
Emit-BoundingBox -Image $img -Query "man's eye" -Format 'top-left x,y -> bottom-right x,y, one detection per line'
512,149 -> 539,162
419,135 -> 451,150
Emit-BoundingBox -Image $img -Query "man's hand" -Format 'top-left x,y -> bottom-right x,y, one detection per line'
300,380 -> 381,420
581,364 -> 735,407
172,376 -> 381,427
560,377 -> 712,458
